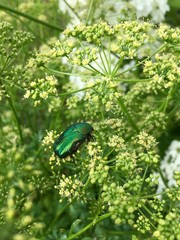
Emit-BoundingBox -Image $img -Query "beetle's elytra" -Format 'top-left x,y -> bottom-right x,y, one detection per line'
53,122 -> 93,158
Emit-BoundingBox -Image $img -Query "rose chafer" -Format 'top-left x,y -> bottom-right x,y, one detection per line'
53,122 -> 93,158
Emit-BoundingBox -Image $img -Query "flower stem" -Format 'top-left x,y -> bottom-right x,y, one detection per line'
139,208 -> 156,230
102,45 -> 111,74
159,86 -> 174,113
7,94 -> 24,145
86,0 -> 94,24
157,165 -> 168,188
118,97 -> 139,132
67,212 -> 112,240
111,56 -> 124,77
115,44 -> 166,77
46,202 -> 70,232
138,165 -> 149,195
0,3 -> 63,32
45,66 -> 92,78
99,48 -> 109,75
63,0 -> 81,21
58,85 -> 97,96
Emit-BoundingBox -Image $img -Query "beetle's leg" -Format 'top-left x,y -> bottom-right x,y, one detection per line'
87,133 -> 95,142
71,140 -> 83,153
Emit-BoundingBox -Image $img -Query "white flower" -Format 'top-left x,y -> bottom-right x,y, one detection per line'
131,0 -> 153,18
156,140 -> 180,194
151,0 -> 170,22
131,0 -> 169,23
94,1 -> 127,25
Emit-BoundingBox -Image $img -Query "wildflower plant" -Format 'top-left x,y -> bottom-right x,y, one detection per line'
39,21 -> 179,239
0,1 -> 180,240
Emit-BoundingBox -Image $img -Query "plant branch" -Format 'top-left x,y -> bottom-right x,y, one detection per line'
115,44 -> 167,77
86,0 -> 94,24
0,4 -> 64,32
118,97 -> 139,132
7,94 -> 24,145
67,212 -> 112,240
157,165 -> 168,188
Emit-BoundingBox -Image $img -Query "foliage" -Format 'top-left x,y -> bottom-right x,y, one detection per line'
0,1 -> 180,240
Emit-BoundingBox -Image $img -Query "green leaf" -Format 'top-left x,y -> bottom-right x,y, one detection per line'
69,219 -> 81,236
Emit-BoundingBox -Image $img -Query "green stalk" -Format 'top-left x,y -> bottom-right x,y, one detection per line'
45,66 -> 92,78
111,56 -> 124,77
99,49 -> 109,75
114,78 -> 152,82
63,0 -> 80,20
159,86 -> 175,113
115,44 -> 166,77
168,105 -> 179,119
58,85 -> 97,96
141,203 -> 158,223
141,192 -> 166,199
93,56 -> 108,74
7,94 -> 24,145
101,106 -> 105,121
67,212 -> 112,240
157,166 -> 168,188
46,202 -> 71,232
88,63 -> 105,75
118,97 -> 139,132
0,4 -> 64,32
102,45 -> 111,75
138,165 -> 149,195
86,0 -> 94,24
138,208 -> 156,230
1,62 -> 24,145
108,36 -> 112,74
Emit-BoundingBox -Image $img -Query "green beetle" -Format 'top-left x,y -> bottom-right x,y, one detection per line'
53,122 -> 93,158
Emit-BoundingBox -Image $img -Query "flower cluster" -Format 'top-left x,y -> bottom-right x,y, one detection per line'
87,142 -> 109,184
134,215 -> 151,234
51,38 -> 76,57
143,53 -> 180,90
112,21 -> 154,58
26,50 -> 52,69
102,182 -> 137,225
42,130 -> 58,150
153,209 -> 180,240
64,22 -> 114,45
0,22 -> 33,102
24,75 -> 58,106
133,131 -> 157,150
97,118 -> 126,138
165,187 -> 180,202
115,151 -> 137,173
55,174 -> 85,202
108,135 -> 125,149
0,22 -> 33,58
63,21 -> 154,61
158,24 -> 180,47
53,39 -> 98,66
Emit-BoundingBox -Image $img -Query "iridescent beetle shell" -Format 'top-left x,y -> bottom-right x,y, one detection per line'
53,122 -> 93,158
